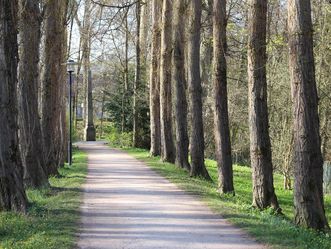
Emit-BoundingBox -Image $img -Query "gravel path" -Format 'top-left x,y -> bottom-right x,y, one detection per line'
76,141 -> 266,249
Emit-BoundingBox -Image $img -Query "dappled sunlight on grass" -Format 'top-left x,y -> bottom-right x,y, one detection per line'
124,147 -> 331,249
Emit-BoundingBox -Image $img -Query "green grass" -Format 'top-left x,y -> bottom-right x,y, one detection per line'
0,150 -> 87,249
124,148 -> 331,249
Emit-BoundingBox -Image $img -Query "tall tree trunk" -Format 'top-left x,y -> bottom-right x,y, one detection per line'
160,0 -> 175,163
133,2 -> 141,147
247,0 -> 279,210
213,0 -> 234,194
124,9 -> 129,93
0,0 -> 27,212
74,38 -> 82,129
41,0 -> 67,176
150,0 -> 161,156
201,0 -> 213,89
60,5 -> 69,165
321,109 -> 330,158
81,1 -> 95,142
122,9 -> 129,133
188,0 -> 211,180
288,0 -> 329,230
82,0 -> 91,128
18,0 -> 48,187
139,0 -> 149,68
173,0 -> 190,170
100,92 -> 106,139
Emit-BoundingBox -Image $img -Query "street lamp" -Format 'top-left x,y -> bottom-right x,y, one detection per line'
67,60 -> 76,166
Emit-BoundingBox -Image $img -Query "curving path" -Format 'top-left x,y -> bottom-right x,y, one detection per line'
76,141 -> 266,249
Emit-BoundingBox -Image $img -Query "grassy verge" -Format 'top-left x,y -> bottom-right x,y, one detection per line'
124,148 -> 331,249
0,149 -> 87,249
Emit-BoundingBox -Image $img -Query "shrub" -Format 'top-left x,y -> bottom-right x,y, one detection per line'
106,125 -> 133,148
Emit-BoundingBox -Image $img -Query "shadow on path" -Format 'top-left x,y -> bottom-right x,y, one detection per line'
75,141 -> 266,249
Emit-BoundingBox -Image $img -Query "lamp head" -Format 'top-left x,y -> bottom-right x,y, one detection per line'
67,60 -> 76,73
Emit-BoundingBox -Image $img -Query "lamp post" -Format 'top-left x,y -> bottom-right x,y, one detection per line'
67,60 -> 76,166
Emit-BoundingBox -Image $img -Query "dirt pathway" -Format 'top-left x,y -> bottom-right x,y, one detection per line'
76,141 -> 265,249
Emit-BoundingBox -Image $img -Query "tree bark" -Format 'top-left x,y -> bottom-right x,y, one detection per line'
188,0 -> 211,180
139,0 -> 149,68
247,0 -> 280,210
41,0 -> 67,176
61,3 -> 69,164
288,0 -> 329,230
201,0 -> 213,89
0,0 -> 27,212
133,2 -> 141,148
18,0 -> 48,188
74,37 -> 82,130
122,9 -> 129,133
173,0 -> 190,170
160,0 -> 175,163
76,0 -> 94,141
150,0 -> 162,156
213,0 -> 234,194
100,92 -> 106,139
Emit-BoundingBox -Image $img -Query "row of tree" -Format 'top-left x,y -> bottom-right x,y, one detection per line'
69,0 -> 330,231
146,0 -> 329,230
1,0 -> 329,233
0,0 -> 69,212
